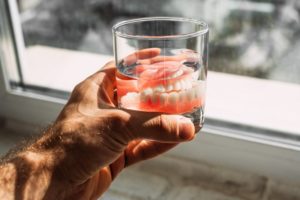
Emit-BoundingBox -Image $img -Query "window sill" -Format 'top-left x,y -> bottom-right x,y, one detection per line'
206,71 -> 300,136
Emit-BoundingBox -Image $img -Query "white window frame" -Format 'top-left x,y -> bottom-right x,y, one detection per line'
0,0 -> 66,125
1,0 -> 300,185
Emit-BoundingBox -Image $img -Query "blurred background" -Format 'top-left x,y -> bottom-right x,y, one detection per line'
17,0 -> 300,83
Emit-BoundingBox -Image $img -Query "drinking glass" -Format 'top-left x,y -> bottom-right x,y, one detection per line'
112,17 -> 209,129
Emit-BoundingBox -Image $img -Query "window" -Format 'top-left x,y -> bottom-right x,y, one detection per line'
17,0 -> 300,84
1,0 -> 300,183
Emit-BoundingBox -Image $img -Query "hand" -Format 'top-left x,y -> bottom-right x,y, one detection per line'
45,49 -> 196,199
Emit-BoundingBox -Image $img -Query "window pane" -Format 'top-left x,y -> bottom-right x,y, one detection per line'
17,0 -> 300,87
2,0 -> 300,136
0,0 -> 21,84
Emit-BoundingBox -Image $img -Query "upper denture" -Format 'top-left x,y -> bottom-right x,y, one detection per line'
137,62 -> 195,90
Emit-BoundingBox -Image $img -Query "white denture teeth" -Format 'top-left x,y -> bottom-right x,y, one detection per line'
180,80 -> 187,90
121,92 -> 139,108
174,81 -> 181,91
178,90 -> 185,102
193,87 -> 200,99
153,85 -> 165,93
166,84 -> 173,92
159,93 -> 168,105
140,88 -> 153,103
185,80 -> 193,90
127,92 -> 139,98
187,89 -> 195,101
168,92 -> 178,105
141,88 -> 153,96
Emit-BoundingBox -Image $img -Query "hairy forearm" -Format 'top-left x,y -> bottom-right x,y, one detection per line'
0,111 -> 129,200
0,162 -> 16,199
0,127 -> 67,200
0,152 -> 53,199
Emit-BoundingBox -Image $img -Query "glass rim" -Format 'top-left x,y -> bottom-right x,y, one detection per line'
112,17 -> 209,40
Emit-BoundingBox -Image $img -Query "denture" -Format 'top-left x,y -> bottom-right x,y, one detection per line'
117,60 -> 205,114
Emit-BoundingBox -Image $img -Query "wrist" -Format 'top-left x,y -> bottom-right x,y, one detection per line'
31,122 -> 93,187
14,123 -> 74,199
0,148 -> 67,200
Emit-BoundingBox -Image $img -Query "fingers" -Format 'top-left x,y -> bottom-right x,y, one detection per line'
85,167 -> 112,200
85,61 -> 117,107
124,140 -> 178,166
97,68 -> 117,107
125,110 -> 195,142
88,47 -> 161,86
108,154 -> 125,180
137,54 -> 187,65
123,48 -> 161,66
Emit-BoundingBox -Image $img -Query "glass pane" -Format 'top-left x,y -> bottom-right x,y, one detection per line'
4,0 -> 300,137
17,0 -> 300,87
0,0 -> 21,84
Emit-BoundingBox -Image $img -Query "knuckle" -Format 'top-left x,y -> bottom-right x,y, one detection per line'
106,110 -> 134,141
74,81 -> 83,91
72,82 -> 84,97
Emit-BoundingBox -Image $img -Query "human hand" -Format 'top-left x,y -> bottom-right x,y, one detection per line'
44,49 -> 196,199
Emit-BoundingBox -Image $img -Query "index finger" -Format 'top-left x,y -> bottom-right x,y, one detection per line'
123,48 -> 161,66
85,61 -> 117,107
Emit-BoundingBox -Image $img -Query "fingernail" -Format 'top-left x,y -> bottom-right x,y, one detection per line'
178,117 -> 194,140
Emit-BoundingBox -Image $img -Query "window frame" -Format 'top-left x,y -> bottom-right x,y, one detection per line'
1,0 -> 300,185
0,0 -> 66,125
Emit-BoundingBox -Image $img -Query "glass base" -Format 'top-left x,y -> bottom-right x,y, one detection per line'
183,106 -> 205,132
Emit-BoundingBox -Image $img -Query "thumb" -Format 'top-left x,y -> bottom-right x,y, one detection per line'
128,113 -> 195,142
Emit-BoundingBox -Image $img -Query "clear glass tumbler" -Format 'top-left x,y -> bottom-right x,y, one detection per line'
112,17 -> 209,129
